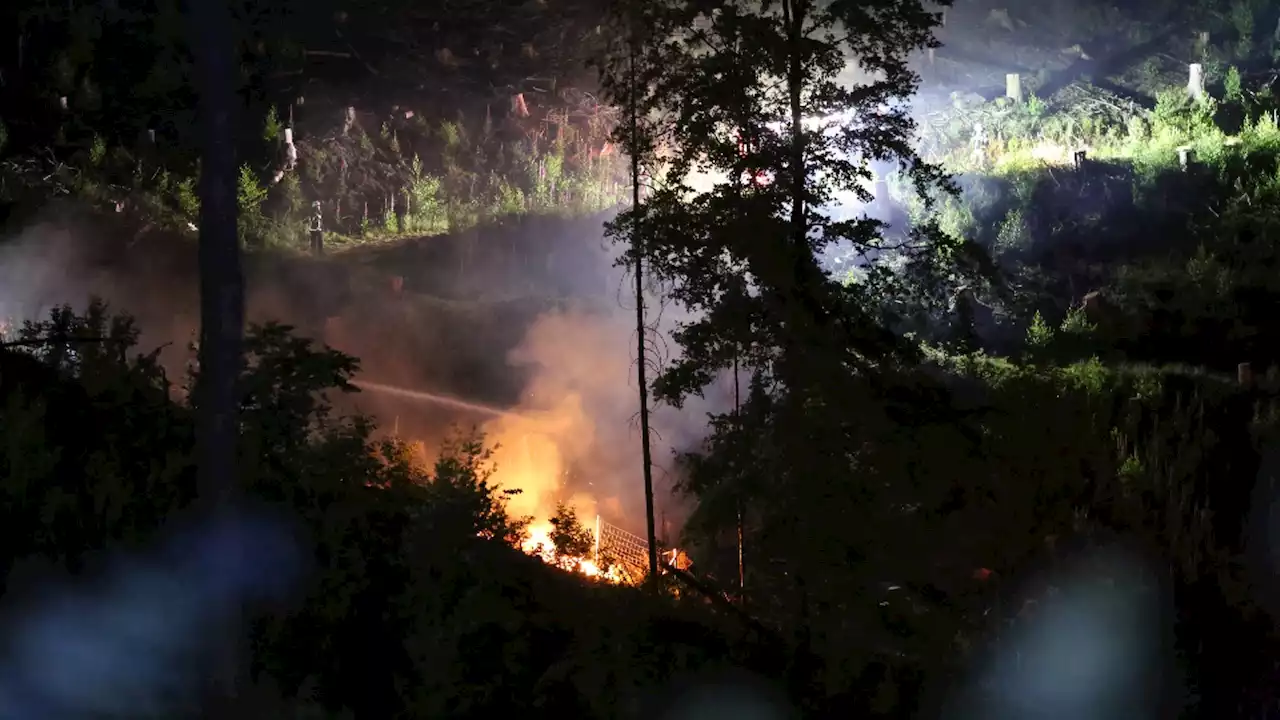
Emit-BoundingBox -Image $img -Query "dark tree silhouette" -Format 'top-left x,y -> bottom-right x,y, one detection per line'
189,0 -> 246,713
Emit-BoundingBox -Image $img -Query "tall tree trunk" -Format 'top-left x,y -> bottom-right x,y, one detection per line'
780,0 -> 833,355
783,0 -> 808,280
628,12 -> 660,584
781,0 -> 818,703
190,0 -> 245,712
734,350 -> 746,603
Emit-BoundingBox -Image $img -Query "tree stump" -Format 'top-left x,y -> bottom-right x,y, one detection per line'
1188,63 -> 1205,101
1006,73 -> 1022,103
1178,146 -> 1195,171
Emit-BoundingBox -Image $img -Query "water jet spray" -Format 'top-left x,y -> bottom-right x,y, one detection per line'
351,380 -> 528,421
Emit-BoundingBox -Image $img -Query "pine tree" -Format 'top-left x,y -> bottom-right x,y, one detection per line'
601,0 -> 976,699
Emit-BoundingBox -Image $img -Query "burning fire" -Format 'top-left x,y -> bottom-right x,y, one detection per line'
391,426 -> 685,584
517,517 -> 692,584
478,402 -> 692,584
520,520 -> 617,581
477,399 -> 642,583
363,380 -> 686,584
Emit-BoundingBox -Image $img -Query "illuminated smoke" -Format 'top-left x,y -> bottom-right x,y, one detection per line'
0,207 -> 727,548
479,299 -> 733,539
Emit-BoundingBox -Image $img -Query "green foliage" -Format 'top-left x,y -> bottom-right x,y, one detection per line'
278,107 -> 622,247
237,164 -> 269,245
1225,65 -> 1244,104
88,135 -> 107,167
439,120 -> 461,150
383,199 -> 398,233
173,174 -> 200,220
940,196 -> 978,241
1059,304 -> 1097,336
237,164 -> 267,213
1152,87 -> 1218,139
1049,305 -> 1101,362
1127,114 -> 1150,143
549,503 -> 595,561
493,176 -> 526,218
264,105 -> 283,144
1025,92 -> 1047,118
899,66 -> 1280,373
924,353 -> 1252,588
994,206 -> 1031,257
1229,0 -> 1259,57
0,0 -> 624,251
273,173 -> 307,246
406,155 -> 445,234
1024,310 -> 1055,356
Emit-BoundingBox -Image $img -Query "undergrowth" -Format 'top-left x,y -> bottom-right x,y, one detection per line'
895,69 -> 1280,371
1,104 -> 626,253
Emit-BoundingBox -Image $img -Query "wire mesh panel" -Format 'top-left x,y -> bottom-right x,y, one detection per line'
594,517 -> 694,578
596,517 -> 650,575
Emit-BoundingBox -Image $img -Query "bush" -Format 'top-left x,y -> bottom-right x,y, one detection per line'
1152,87 -> 1218,139
0,302 -> 754,718
549,503 -> 596,566
237,164 -> 269,245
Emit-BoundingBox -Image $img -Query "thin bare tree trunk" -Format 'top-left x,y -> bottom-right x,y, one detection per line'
784,0 -> 809,290
734,351 -> 745,602
629,15 -> 659,584
190,0 -> 245,712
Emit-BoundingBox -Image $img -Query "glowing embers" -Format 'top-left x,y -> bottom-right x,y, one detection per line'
667,547 -> 693,571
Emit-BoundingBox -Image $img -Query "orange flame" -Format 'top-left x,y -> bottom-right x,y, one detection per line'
519,519 -> 636,583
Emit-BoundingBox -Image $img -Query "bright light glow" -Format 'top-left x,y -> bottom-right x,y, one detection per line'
518,519 -> 642,584
681,109 -> 874,195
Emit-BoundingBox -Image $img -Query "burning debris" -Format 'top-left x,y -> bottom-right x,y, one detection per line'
358,379 -> 689,585
519,512 -> 690,585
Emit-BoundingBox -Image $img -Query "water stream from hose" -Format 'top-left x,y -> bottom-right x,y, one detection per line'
352,380 -> 527,421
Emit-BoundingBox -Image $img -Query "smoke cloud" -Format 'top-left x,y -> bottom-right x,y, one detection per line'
480,295 -> 734,540
0,202 -> 729,544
